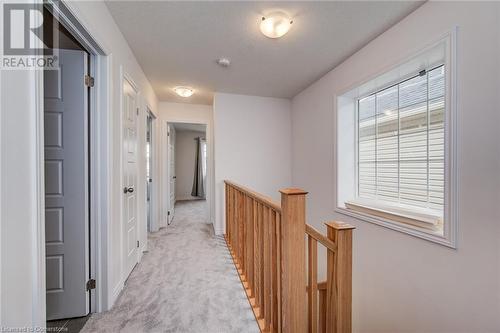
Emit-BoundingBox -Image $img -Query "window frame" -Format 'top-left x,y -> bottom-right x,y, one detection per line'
334,28 -> 458,248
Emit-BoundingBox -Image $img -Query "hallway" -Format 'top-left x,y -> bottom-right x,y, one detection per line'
82,201 -> 259,333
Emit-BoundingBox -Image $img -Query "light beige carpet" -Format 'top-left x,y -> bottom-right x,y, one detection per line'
81,200 -> 259,333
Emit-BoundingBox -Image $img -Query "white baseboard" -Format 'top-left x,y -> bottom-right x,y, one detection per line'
176,196 -> 205,201
109,279 -> 124,309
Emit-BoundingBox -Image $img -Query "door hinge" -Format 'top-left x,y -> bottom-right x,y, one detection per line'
86,279 -> 96,291
137,240 -> 140,248
168,211 -> 170,216
136,108 -> 139,116
84,75 -> 94,87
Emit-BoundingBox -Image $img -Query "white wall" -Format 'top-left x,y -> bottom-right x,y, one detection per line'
159,102 -> 214,227
291,2 -> 500,332
1,69 -> 46,327
64,0 -> 159,311
213,93 -> 292,235
0,0 -> 159,327
175,130 -> 206,201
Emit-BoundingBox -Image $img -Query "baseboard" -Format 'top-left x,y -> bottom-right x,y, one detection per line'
109,279 -> 124,309
176,196 -> 205,202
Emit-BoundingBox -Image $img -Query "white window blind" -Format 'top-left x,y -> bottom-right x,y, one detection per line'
357,65 -> 445,212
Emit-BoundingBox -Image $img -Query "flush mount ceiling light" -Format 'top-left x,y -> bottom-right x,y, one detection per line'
260,12 -> 293,39
173,86 -> 194,97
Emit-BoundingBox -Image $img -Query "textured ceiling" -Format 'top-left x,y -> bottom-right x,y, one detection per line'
106,1 -> 424,104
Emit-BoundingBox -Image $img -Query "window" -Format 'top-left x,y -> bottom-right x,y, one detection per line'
354,65 -> 445,219
201,140 -> 207,179
335,33 -> 457,247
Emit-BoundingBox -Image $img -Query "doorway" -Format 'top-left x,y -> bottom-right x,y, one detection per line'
146,111 -> 155,232
43,8 -> 92,322
166,122 -> 209,224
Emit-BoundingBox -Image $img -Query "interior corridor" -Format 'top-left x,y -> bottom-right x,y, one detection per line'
82,200 -> 259,333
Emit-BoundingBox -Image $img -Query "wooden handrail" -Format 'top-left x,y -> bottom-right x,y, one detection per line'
224,180 -> 354,333
224,180 -> 281,212
305,224 -> 337,252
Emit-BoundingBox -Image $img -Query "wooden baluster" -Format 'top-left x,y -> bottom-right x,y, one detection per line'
259,203 -> 265,318
229,185 -> 234,249
246,196 -> 254,296
318,289 -> 326,333
239,191 -> 245,274
273,212 -> 282,333
242,194 -> 247,279
280,188 -> 308,333
233,189 -> 238,260
253,201 -> 260,312
308,235 -> 318,333
238,192 -> 246,274
235,190 -> 240,266
263,206 -> 272,330
325,222 -> 355,333
254,202 -> 262,316
237,190 -> 241,264
225,183 -> 229,240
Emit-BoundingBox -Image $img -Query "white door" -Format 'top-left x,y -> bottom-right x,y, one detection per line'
44,49 -> 89,320
123,78 -> 138,279
168,125 -> 175,224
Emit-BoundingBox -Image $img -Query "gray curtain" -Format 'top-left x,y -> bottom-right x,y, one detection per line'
191,137 -> 205,198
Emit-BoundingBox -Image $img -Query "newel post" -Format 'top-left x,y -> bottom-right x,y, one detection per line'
280,188 -> 308,333
325,221 -> 355,333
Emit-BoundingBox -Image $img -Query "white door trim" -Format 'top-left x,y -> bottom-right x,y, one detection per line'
32,1 -> 112,324
146,107 -> 158,233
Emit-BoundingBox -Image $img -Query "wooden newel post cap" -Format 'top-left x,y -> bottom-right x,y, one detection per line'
279,188 -> 308,195
325,221 -> 356,230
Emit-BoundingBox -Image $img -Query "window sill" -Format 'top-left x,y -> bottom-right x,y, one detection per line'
336,199 -> 453,248
345,198 -> 442,230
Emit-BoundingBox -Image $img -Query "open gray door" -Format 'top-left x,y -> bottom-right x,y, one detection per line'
44,49 -> 89,320
168,124 -> 176,224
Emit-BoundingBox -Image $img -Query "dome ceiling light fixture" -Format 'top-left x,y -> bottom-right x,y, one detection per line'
173,86 -> 194,98
260,12 -> 293,39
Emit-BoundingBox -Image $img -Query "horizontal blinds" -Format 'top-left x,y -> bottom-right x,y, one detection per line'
358,65 -> 445,212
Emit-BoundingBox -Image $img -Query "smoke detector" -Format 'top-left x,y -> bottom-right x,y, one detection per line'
216,57 -> 231,68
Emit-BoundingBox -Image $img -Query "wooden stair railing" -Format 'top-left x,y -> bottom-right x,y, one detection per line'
224,180 -> 355,333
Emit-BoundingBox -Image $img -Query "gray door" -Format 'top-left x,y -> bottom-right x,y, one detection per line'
44,49 -> 89,320
168,125 -> 175,224
146,114 -> 153,232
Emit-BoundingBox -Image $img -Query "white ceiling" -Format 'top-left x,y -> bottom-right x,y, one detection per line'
106,1 -> 424,105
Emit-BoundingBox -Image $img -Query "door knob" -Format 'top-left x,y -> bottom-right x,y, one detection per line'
123,187 -> 134,193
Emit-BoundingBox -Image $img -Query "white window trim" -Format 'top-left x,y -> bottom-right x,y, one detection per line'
334,27 -> 458,248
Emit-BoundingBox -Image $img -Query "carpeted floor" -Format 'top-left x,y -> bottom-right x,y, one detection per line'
81,200 -> 259,333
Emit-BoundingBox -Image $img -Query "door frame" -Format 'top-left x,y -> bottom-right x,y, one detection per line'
34,0 -> 112,322
146,108 -> 157,233
166,123 -> 176,225
163,119 -> 214,228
